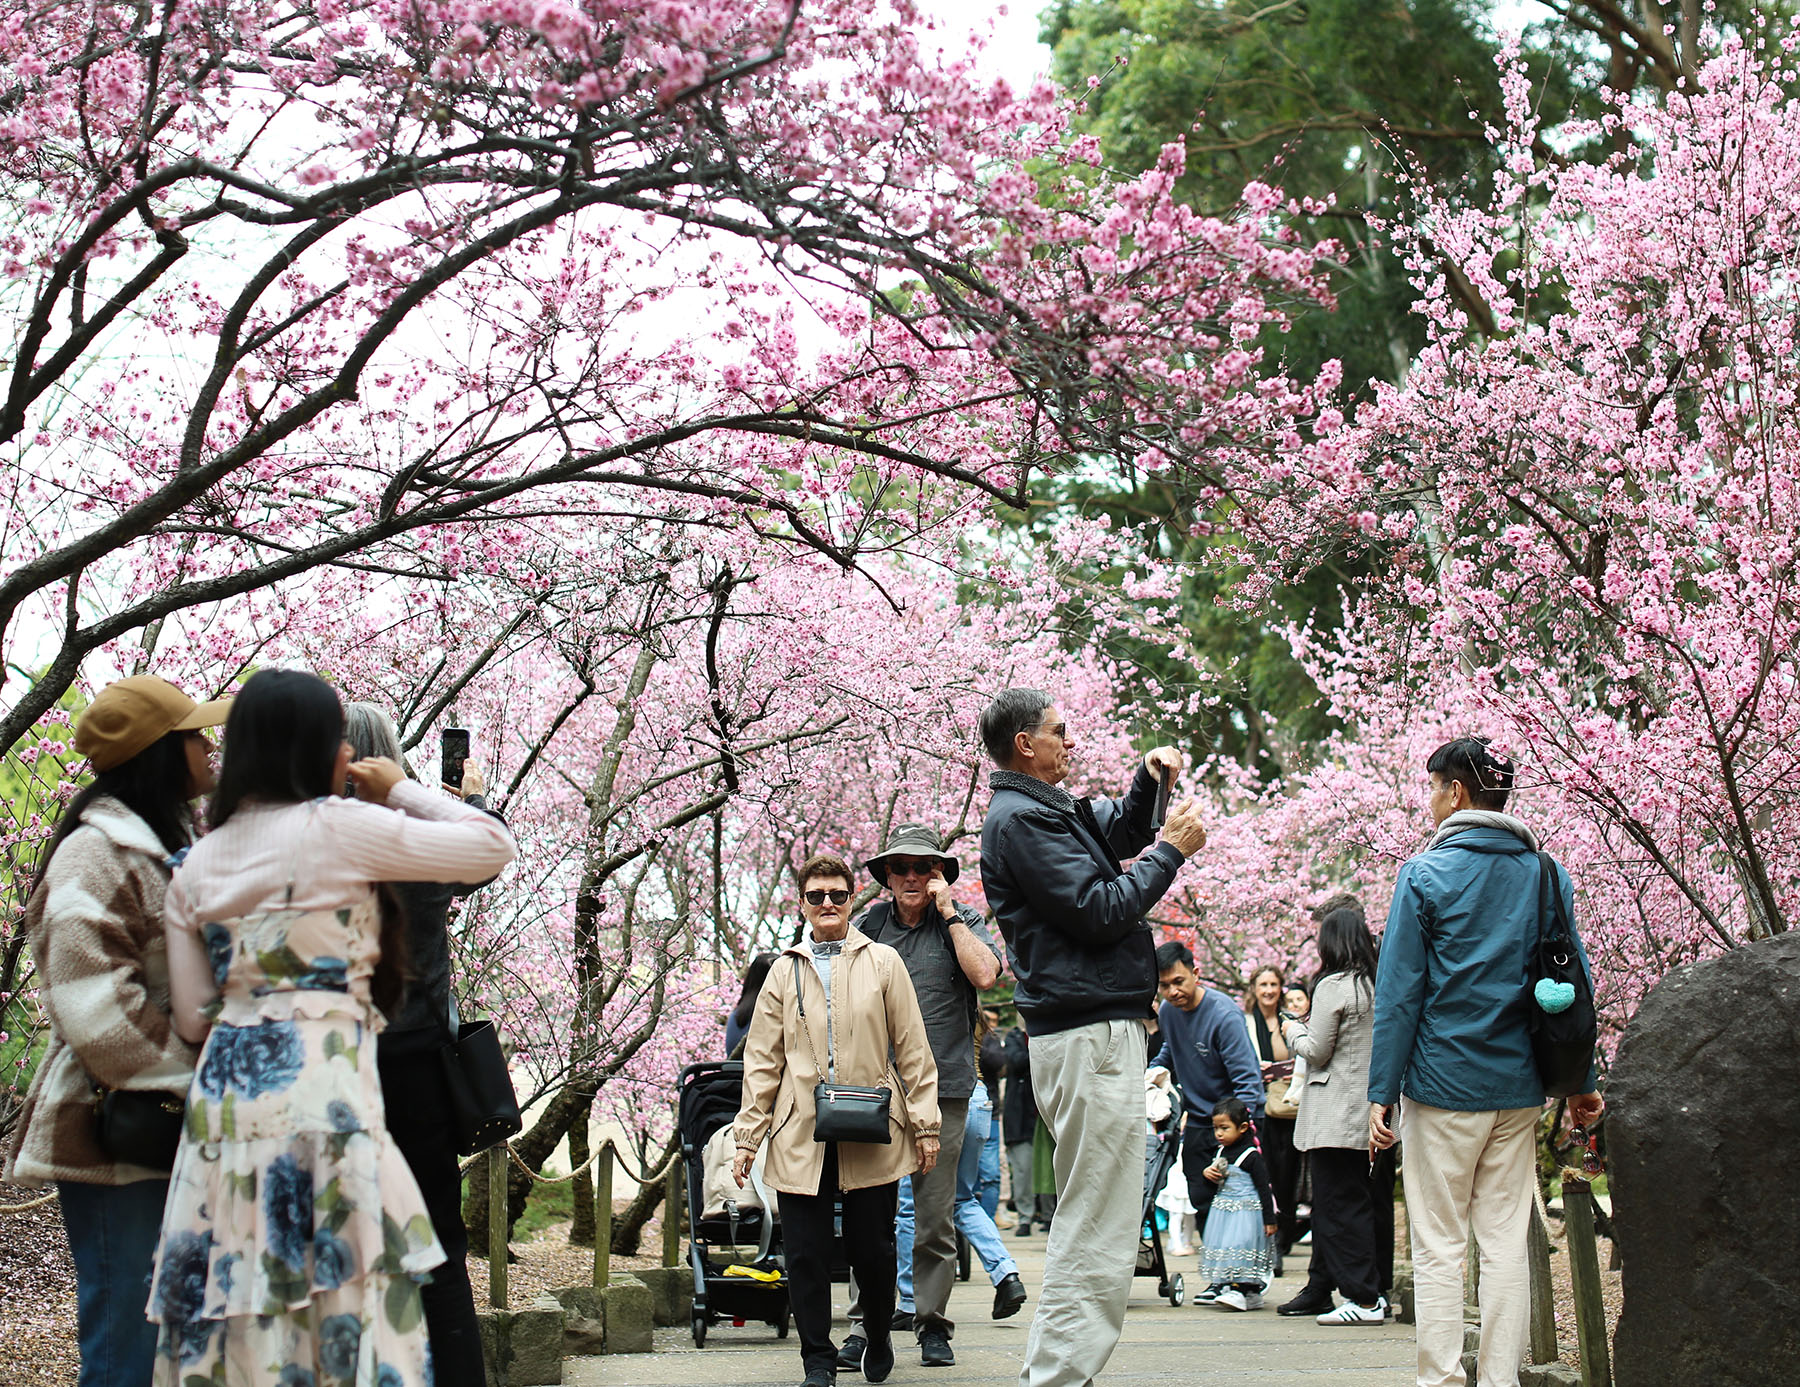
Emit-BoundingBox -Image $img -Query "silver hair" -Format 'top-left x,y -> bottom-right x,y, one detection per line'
978,688 -> 1054,766
342,702 -> 416,779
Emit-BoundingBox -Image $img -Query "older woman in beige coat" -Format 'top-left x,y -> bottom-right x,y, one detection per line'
733,852 -> 941,1387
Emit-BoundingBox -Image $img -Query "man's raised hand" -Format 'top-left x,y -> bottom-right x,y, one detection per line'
1161,798 -> 1207,857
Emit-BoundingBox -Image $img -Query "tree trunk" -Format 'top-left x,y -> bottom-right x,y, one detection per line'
464,1082 -> 584,1251
611,1131 -> 682,1255
568,1096 -> 596,1247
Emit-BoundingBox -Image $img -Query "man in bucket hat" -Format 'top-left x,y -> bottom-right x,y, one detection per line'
837,824 -> 1003,1372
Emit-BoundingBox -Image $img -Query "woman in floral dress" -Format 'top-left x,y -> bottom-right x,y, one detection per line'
149,671 -> 516,1386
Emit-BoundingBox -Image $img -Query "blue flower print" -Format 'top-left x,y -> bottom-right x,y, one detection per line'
313,1228 -> 355,1289
326,1100 -> 360,1133
294,956 -> 349,991
154,1228 -> 213,1324
318,1313 -> 363,1380
213,1250 -> 241,1298
377,1365 -> 404,1387
174,1316 -> 221,1366
263,1154 -> 315,1271
278,1365 -> 317,1387
196,1019 -> 305,1100
200,923 -> 234,987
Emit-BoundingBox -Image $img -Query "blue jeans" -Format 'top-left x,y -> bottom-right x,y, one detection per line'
895,1175 -> 916,1311
58,1179 -> 169,1387
956,1083 -> 1017,1285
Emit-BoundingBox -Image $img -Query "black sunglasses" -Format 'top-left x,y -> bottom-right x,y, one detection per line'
803,889 -> 852,906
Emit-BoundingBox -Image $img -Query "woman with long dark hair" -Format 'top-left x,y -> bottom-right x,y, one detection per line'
1277,906 -> 1388,1324
147,670 -> 515,1387
725,952 -> 779,1057
5,677 -> 229,1387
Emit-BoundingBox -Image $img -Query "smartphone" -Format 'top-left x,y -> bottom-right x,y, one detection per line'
441,727 -> 470,792
1152,765 -> 1173,829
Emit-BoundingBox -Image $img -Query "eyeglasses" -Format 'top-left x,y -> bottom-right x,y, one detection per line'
1568,1124 -> 1605,1177
803,889 -> 852,906
885,859 -> 939,879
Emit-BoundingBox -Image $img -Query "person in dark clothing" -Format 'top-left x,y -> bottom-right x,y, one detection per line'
1000,1027 -> 1049,1234
347,703 -> 508,1387
977,688 -> 1207,1387
726,952 -> 779,1057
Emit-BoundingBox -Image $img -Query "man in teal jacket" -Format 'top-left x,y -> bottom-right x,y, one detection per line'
1368,738 -> 1602,1385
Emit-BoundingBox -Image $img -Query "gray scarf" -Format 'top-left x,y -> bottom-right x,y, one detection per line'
1428,809 -> 1539,852
989,769 -> 1079,814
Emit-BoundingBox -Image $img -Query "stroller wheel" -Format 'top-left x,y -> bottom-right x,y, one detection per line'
776,1313 -> 791,1339
691,1312 -> 708,1348
1168,1273 -> 1185,1307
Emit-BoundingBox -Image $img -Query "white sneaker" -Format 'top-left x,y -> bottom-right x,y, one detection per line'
1193,1284 -> 1223,1305
1215,1288 -> 1249,1311
1315,1297 -> 1387,1325
1241,1291 -> 1265,1311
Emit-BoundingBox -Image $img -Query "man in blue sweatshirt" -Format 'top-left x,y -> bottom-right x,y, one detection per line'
1369,737 -> 1602,1387
1147,941 -> 1267,1282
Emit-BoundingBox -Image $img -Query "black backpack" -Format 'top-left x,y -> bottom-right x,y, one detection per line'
1529,852 -> 1599,1098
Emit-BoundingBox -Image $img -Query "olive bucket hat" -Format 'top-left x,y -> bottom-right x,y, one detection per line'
863,822 -> 960,888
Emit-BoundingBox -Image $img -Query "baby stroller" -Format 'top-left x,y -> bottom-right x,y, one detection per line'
679,1061 -> 792,1346
1136,1081 -> 1187,1305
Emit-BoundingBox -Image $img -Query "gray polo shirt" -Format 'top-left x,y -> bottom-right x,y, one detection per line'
856,899 -> 1001,1101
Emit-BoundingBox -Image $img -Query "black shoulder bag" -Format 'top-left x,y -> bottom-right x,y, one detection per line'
1528,852 -> 1599,1098
792,956 -> 892,1144
92,1084 -> 186,1170
440,1009 -> 524,1155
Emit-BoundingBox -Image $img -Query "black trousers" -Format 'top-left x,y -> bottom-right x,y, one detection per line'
1301,1147 -> 1383,1305
1259,1115 -> 1305,1253
378,1042 -> 485,1387
778,1145 -> 900,1377
1371,1143 -> 1397,1293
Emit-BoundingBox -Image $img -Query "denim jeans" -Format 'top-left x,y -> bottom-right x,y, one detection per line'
58,1178 -> 169,1387
956,1083 -> 1017,1285
895,1175 -> 916,1311
978,1107 -> 1002,1218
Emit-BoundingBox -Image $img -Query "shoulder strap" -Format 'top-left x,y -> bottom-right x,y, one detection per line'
1536,852 -> 1574,949
791,956 -> 834,1082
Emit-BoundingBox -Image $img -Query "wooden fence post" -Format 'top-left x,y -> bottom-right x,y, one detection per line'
1527,1191 -> 1559,1365
1563,1178 -> 1612,1387
663,1157 -> 683,1268
488,1145 -> 508,1310
593,1141 -> 613,1290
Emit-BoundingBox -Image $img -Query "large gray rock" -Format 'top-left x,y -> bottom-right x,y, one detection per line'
599,1279 -> 654,1353
630,1267 -> 694,1326
1608,933 -> 1800,1387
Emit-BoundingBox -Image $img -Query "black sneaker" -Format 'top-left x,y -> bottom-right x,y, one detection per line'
862,1333 -> 895,1384
835,1334 -> 866,1371
801,1369 -> 836,1387
889,1309 -> 914,1332
919,1327 -> 955,1367
992,1272 -> 1027,1320
1277,1291 -> 1334,1317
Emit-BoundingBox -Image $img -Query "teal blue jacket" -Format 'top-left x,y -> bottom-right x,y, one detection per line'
1369,824 -> 1596,1111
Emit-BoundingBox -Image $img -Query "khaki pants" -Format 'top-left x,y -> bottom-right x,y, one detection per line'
1402,1102 -> 1539,1387
847,1096 -> 969,1335
1020,1019 -> 1146,1387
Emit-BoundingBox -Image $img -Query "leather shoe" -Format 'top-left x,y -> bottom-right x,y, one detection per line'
992,1272 -> 1027,1320
919,1327 -> 955,1367
1277,1290 -> 1334,1317
889,1309 -> 914,1332
862,1333 -> 895,1383
835,1335 -> 866,1371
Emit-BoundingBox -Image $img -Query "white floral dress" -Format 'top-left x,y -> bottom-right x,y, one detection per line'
148,887 -> 444,1387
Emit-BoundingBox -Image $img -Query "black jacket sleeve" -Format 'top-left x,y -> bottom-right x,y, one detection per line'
1089,763 -> 1164,861
1000,809 -> 1184,949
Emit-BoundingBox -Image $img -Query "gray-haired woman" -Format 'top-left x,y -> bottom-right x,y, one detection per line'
345,703 -> 502,1387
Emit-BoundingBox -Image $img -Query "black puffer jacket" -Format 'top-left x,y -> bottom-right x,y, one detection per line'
979,764 -> 1185,1037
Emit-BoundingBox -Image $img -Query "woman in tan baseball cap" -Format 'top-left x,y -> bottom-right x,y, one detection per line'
4,675 -> 229,1387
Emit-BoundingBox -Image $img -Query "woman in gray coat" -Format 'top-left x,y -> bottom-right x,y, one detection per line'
1278,907 -> 1388,1324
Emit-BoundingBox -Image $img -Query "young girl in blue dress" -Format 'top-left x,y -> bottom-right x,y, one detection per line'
1197,1098 -> 1277,1311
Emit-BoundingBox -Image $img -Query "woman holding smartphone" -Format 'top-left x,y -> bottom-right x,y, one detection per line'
148,671 -> 515,1387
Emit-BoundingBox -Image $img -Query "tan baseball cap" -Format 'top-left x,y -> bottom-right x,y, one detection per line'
74,676 -> 233,773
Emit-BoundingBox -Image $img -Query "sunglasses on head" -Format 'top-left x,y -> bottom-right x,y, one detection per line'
804,888 -> 852,906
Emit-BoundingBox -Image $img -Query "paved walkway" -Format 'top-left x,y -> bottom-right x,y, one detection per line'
569,1227 -> 1415,1386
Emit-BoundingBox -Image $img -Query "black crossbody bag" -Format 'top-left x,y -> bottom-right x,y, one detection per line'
1528,851 -> 1599,1098
792,956 -> 892,1144
92,1084 -> 185,1170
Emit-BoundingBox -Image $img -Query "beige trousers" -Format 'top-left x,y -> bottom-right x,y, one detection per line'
1402,1101 -> 1540,1387
1020,1019 -> 1147,1387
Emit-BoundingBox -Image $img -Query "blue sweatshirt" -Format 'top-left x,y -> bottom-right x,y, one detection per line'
1150,987 -> 1266,1121
1370,825 -> 1597,1111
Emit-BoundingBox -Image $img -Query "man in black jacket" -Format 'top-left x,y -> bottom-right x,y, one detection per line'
978,689 -> 1206,1387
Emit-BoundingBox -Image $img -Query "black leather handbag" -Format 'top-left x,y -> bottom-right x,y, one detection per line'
440,1017 -> 524,1155
1529,852 -> 1599,1099
93,1086 -> 186,1170
792,957 -> 892,1144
